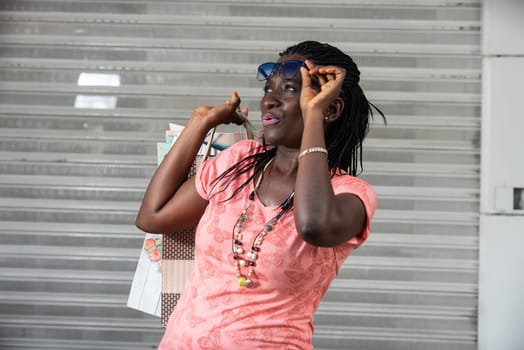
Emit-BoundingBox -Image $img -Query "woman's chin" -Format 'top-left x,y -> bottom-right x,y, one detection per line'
261,130 -> 283,145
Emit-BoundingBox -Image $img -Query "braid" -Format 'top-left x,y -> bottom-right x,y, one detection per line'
281,41 -> 385,176
209,142 -> 276,202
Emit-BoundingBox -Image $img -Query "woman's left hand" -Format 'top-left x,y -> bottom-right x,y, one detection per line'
299,60 -> 346,118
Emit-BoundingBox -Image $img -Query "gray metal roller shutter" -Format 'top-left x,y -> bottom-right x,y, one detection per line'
0,1 -> 480,349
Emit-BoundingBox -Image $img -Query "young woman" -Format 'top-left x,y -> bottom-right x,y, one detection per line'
136,40 -> 384,349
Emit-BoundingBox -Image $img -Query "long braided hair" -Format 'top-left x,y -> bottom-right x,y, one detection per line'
209,41 -> 385,200
281,40 -> 385,176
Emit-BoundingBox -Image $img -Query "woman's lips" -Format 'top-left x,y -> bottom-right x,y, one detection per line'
262,114 -> 281,126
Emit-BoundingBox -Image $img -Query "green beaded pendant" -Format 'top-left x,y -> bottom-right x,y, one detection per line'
238,277 -> 251,287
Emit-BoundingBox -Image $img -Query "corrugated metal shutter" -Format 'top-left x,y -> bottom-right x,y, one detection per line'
0,1 -> 481,349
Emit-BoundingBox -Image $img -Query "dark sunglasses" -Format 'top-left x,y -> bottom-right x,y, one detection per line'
256,60 -> 307,81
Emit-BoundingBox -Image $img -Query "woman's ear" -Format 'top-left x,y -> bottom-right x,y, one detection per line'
324,97 -> 345,124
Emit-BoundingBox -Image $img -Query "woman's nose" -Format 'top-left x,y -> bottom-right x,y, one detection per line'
262,91 -> 281,110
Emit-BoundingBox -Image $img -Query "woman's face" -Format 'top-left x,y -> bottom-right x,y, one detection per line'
259,53 -> 307,149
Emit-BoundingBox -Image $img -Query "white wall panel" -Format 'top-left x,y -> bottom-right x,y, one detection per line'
481,57 -> 524,213
479,1 -> 524,349
482,0 -> 524,55
479,215 -> 524,350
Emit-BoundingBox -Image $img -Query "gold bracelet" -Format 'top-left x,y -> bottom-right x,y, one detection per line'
298,147 -> 328,160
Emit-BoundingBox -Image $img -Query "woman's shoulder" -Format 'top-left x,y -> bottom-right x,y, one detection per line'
228,139 -> 264,153
331,173 -> 377,234
196,139 -> 265,200
331,173 -> 376,203
202,139 -> 263,173
331,172 -> 371,186
218,139 -> 265,162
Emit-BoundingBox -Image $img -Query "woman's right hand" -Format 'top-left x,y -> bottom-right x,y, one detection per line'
190,91 -> 248,128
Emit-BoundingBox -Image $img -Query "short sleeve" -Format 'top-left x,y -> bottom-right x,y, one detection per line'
331,175 -> 377,248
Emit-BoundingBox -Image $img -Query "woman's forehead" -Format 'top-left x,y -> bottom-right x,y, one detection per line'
277,53 -> 306,63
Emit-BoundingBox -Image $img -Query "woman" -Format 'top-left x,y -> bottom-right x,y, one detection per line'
136,40 -> 384,349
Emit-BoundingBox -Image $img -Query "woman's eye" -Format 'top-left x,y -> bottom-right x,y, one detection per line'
283,84 -> 297,93
262,82 -> 297,94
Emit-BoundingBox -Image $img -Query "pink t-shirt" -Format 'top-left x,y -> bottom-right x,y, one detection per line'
158,140 -> 376,350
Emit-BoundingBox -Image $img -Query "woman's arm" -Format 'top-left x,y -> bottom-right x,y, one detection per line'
135,92 -> 245,234
294,62 -> 367,247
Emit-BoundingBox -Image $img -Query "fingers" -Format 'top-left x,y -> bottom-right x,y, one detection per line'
225,91 -> 250,125
300,61 -> 346,116
224,91 -> 243,117
225,91 -> 241,110
316,67 -> 343,85
300,66 -> 313,89
231,90 -> 241,106
305,60 -> 345,88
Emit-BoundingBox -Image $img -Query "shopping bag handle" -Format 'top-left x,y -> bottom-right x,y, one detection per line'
201,112 -> 256,161
202,127 -> 216,162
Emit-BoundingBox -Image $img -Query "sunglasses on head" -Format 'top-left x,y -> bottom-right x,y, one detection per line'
256,60 -> 307,81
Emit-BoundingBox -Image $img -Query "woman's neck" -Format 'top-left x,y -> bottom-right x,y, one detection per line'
272,146 -> 300,177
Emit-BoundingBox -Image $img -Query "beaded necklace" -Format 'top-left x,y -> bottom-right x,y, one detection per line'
232,157 -> 295,287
